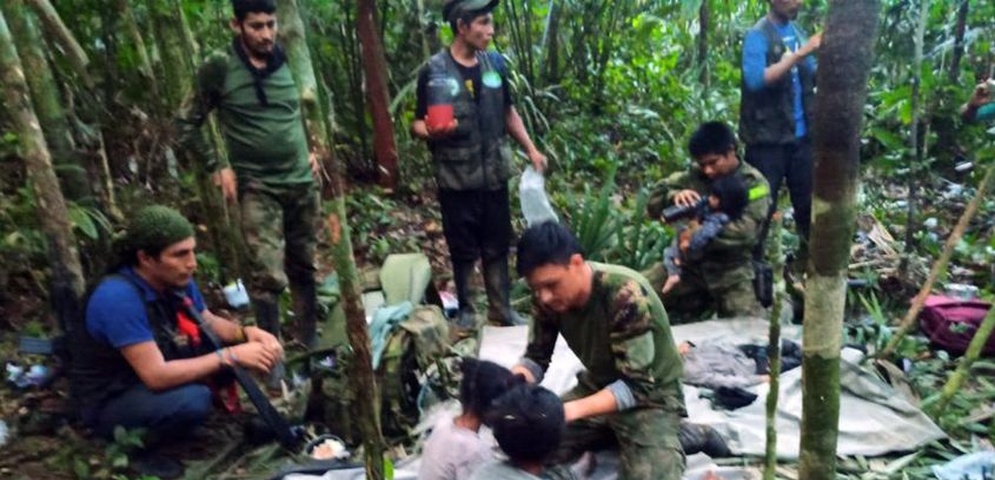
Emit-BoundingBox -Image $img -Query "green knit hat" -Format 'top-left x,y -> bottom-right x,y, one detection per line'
126,205 -> 195,253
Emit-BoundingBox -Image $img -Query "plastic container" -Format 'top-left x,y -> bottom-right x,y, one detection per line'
426,73 -> 455,130
223,280 -> 250,309
519,166 -> 558,226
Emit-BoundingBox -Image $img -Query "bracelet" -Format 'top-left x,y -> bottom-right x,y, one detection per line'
226,347 -> 239,365
216,348 -> 231,368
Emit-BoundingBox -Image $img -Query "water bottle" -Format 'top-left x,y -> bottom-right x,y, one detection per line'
426,73 -> 455,130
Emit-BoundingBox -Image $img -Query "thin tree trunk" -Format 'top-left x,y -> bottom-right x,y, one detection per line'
356,0 -> 399,191
117,0 -> 157,94
2,0 -> 91,204
902,0 -> 929,263
799,1 -> 880,479
881,162 -> 995,358
541,0 -> 560,86
23,0 -> 91,87
0,9 -> 85,299
697,0 -> 710,89
276,1 -> 386,478
149,0 -> 193,109
948,0 -> 969,83
929,306 -> 995,416
763,213 -> 784,480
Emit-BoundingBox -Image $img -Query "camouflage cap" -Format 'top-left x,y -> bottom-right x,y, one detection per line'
442,0 -> 499,22
126,205 -> 195,253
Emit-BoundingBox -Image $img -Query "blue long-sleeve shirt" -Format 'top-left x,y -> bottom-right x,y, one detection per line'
742,20 -> 817,138
663,211 -> 732,276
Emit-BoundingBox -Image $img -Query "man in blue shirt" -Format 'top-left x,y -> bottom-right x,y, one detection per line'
961,80 -> 995,123
740,0 -> 821,270
70,205 -> 282,477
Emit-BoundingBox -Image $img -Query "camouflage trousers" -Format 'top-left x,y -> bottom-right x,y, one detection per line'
240,182 -> 320,302
644,262 -> 764,324
546,386 -> 686,480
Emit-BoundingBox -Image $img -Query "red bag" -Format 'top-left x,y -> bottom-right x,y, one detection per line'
919,295 -> 994,356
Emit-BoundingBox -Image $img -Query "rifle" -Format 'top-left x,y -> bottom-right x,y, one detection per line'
174,292 -> 303,451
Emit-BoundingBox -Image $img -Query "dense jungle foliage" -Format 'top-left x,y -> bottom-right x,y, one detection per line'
3,0 -> 995,478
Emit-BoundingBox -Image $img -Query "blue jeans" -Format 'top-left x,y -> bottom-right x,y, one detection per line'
87,383 -> 212,440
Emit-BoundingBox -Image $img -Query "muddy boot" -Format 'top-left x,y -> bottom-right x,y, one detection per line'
678,421 -> 731,458
253,296 -> 285,391
291,279 -> 318,350
453,260 -> 477,329
483,257 -> 525,326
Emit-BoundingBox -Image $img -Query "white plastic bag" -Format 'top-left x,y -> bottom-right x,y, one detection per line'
519,166 -> 558,226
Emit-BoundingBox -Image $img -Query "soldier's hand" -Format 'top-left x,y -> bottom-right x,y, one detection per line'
212,167 -> 238,202
673,189 -> 701,207
425,116 -> 458,140
244,326 -> 283,358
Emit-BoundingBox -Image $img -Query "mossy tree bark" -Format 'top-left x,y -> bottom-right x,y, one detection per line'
799,1 -> 880,479
0,9 -> 85,300
356,0 -> 399,191
24,0 -> 91,87
276,1 -> 386,478
2,0 -> 91,204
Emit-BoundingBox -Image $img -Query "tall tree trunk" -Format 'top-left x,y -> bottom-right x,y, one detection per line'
948,0 -> 969,83
799,1 -> 880,479
2,0 -> 92,204
117,0 -> 157,96
763,213 -> 784,480
276,1 -> 386,478
149,0 -> 193,109
356,0 -> 399,191
541,0 -> 561,86
901,0 -> 929,263
0,9 -> 86,299
24,0 -> 91,87
697,0 -> 710,89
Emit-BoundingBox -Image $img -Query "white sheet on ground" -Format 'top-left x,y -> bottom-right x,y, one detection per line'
279,318 -> 944,479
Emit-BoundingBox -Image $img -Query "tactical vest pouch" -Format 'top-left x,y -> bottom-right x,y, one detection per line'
753,261 -> 773,308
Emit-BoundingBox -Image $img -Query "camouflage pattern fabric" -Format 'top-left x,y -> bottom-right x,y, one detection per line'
645,161 -> 769,321
545,384 -> 686,480
525,262 -> 685,409
239,182 -> 320,300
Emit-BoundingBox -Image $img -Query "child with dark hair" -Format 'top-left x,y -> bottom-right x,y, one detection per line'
470,384 -> 565,480
419,358 -> 523,480
661,174 -> 750,295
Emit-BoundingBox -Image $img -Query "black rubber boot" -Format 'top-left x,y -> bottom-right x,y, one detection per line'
678,421 -> 731,458
253,296 -> 285,391
452,260 -> 477,328
291,279 -> 319,350
483,256 -> 525,326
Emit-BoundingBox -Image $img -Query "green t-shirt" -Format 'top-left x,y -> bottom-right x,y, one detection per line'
176,45 -> 312,189
524,262 -> 685,411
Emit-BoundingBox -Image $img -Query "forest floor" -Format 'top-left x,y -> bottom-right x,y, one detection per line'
1,179 -> 995,479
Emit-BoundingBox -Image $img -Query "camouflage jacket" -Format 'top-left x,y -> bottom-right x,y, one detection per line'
522,262 -> 685,412
646,161 -> 770,286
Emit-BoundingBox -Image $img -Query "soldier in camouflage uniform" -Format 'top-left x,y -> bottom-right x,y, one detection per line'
646,122 -> 770,323
512,221 -> 686,480
176,0 -> 320,361
411,0 -> 546,327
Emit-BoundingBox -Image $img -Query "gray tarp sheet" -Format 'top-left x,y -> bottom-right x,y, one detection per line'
282,318 -> 944,480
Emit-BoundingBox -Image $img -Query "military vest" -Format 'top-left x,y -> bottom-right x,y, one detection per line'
70,273 -> 211,413
739,18 -> 816,146
427,50 -> 512,191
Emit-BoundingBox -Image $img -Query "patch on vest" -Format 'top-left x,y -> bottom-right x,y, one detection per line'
445,76 -> 461,97
482,71 -> 502,89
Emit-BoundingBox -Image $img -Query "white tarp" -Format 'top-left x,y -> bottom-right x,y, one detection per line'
279,318 -> 944,479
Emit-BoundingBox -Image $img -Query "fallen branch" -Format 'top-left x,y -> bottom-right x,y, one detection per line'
879,161 -> 995,358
